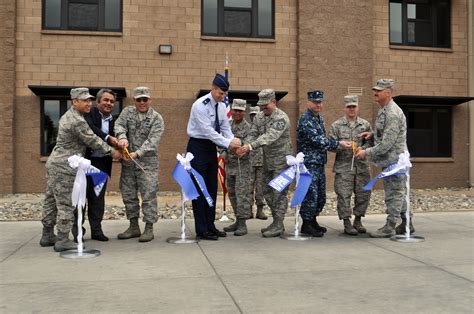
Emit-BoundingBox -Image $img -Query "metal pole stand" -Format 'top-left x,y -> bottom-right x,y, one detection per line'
391,169 -> 425,243
167,195 -> 198,244
280,205 -> 312,241
60,205 -> 101,259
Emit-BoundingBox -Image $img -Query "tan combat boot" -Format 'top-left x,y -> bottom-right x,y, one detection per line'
139,223 -> 154,242
262,217 -> 285,238
369,222 -> 396,238
54,231 -> 77,252
40,226 -> 57,247
343,218 -> 358,236
234,219 -> 248,236
117,218 -> 141,239
256,205 -> 268,220
353,216 -> 366,233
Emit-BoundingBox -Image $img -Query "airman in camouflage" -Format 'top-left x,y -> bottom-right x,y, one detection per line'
236,89 -> 292,238
222,99 -> 252,236
249,106 -> 267,220
297,90 -> 352,237
41,88 -> 118,252
355,79 -> 414,238
329,95 -> 372,235
115,86 -> 165,242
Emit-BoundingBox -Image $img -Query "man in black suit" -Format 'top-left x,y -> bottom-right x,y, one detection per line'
73,88 -> 119,241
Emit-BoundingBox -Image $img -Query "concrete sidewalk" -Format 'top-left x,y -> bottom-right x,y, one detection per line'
1,212 -> 473,313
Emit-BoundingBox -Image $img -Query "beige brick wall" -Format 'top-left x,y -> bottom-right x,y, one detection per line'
13,0 -> 298,192
373,0 -> 470,187
0,0 -> 16,195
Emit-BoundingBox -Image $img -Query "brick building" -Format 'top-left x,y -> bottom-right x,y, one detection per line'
1,0 -> 473,194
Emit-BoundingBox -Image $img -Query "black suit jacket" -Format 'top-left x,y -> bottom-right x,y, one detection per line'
84,107 -> 116,176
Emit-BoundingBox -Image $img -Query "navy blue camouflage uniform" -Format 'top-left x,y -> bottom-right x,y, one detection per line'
297,110 -> 338,220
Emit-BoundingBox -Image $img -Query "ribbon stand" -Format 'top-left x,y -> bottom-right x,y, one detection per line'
61,156 -> 101,259
167,192 -> 198,244
391,167 -> 425,243
280,155 -> 311,241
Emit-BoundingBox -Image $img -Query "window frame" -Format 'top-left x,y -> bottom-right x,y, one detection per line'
40,96 -> 123,156
400,104 -> 453,158
389,0 -> 451,48
42,0 -> 123,32
201,0 -> 275,39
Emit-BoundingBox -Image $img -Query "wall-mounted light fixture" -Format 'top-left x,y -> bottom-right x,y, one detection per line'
159,44 -> 172,55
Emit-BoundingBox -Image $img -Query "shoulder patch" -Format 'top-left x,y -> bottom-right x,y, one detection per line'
273,118 -> 286,131
202,98 -> 210,105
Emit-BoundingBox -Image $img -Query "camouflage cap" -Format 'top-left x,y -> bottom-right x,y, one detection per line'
308,90 -> 324,102
231,99 -> 246,111
133,86 -> 151,99
249,106 -> 260,115
70,87 -> 94,100
372,79 -> 394,91
344,95 -> 358,107
257,89 -> 275,106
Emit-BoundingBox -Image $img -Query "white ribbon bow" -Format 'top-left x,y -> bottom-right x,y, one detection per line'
68,155 -> 91,209
177,152 -> 194,171
382,151 -> 412,178
286,152 -> 308,175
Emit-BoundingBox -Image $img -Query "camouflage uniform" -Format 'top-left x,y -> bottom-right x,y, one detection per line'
249,144 -> 265,209
297,110 -> 338,220
329,116 -> 372,220
366,99 -> 407,224
248,107 -> 292,220
226,119 -> 252,219
42,107 -> 112,234
114,105 -> 164,223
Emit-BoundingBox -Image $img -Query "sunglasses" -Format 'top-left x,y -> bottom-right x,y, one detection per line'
346,105 -> 357,109
136,97 -> 149,103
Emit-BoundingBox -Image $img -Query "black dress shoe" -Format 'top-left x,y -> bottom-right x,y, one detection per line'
196,232 -> 218,241
91,233 -> 109,241
210,228 -> 227,237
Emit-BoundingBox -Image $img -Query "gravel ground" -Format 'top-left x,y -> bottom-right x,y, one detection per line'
0,188 -> 472,221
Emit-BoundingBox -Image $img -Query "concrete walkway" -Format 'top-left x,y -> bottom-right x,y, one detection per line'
1,212 -> 473,313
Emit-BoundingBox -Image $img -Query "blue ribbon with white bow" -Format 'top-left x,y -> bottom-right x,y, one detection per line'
172,153 -> 213,207
269,152 -> 313,208
363,151 -> 412,190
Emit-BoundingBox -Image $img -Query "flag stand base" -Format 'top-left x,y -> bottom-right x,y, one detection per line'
390,234 -> 425,243
219,214 -> 233,222
60,249 -> 101,259
281,232 -> 312,241
166,237 -> 198,244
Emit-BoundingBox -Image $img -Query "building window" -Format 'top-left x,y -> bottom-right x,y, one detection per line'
400,105 -> 452,157
389,0 -> 450,48
41,97 -> 122,156
202,0 -> 274,38
42,0 -> 122,32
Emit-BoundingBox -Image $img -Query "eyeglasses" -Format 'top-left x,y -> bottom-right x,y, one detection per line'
346,106 -> 357,109
136,97 -> 149,103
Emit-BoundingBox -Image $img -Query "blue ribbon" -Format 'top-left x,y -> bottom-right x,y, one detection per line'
172,162 -> 200,201
172,161 -> 213,207
269,166 -> 312,208
85,166 -> 109,197
363,162 -> 407,190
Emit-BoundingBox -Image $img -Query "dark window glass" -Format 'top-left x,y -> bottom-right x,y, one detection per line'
41,97 -> 122,156
401,105 -> 452,157
68,2 -> 99,30
389,0 -> 450,48
201,0 -> 274,38
42,0 -> 122,32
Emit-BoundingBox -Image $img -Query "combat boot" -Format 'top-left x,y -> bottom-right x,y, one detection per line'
262,217 -> 285,238
353,216 -> 366,233
40,226 -> 57,247
369,222 -> 396,238
223,221 -> 239,232
139,223 -> 154,242
301,219 -> 324,237
256,205 -> 268,220
395,213 -> 415,235
117,218 -> 141,239
234,219 -> 248,236
343,218 -> 358,236
312,217 -> 327,233
54,232 -> 77,252
261,214 -> 276,233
